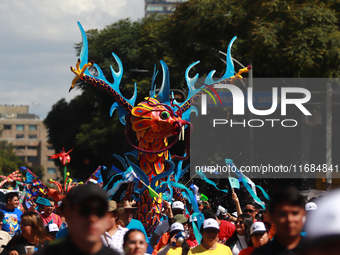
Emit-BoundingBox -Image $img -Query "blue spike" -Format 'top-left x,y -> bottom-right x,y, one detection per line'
77,22 -> 88,69
156,61 -> 171,103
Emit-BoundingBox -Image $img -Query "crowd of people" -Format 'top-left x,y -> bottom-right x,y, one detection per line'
0,184 -> 338,255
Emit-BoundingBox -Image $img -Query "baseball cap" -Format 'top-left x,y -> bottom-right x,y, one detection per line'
172,201 -> 184,210
202,219 -> 219,231
48,223 -> 59,233
174,214 -> 188,224
250,222 -> 267,235
305,202 -> 317,211
66,183 -> 107,206
306,190 -> 340,239
170,222 -> 184,232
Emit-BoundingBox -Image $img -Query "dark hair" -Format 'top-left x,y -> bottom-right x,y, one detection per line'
226,214 -> 253,248
266,186 -> 305,214
244,201 -> 259,210
168,229 -> 190,255
123,229 -> 146,247
46,197 -> 56,204
0,211 -> 4,221
6,192 -> 18,204
202,208 -> 216,219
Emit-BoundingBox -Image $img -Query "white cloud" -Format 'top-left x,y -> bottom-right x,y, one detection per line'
0,0 -> 144,119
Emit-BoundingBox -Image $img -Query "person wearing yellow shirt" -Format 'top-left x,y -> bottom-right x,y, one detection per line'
188,218 -> 232,255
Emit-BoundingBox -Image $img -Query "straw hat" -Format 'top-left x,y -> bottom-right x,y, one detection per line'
117,200 -> 138,210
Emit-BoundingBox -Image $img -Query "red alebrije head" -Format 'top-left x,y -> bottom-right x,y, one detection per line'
49,148 -> 73,165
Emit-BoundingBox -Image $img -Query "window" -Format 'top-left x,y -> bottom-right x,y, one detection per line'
16,134 -> 24,139
3,124 -> 11,130
28,134 -> 37,139
48,156 -> 54,161
47,146 -> 54,150
29,125 -> 37,131
16,125 -> 24,131
27,156 -> 37,162
47,168 -> 56,174
27,146 -> 37,150
15,146 -> 25,150
18,156 -> 25,161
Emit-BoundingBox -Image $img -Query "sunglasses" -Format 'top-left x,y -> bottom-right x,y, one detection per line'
78,201 -> 107,218
244,209 -> 255,213
235,221 -> 244,225
127,240 -> 146,245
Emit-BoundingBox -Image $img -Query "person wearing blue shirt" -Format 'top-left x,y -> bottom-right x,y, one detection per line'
1,192 -> 23,237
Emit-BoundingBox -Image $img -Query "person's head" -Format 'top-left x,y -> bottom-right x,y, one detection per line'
20,211 -> 49,243
123,229 -> 148,255
172,201 -> 185,215
267,186 -> 305,240
5,192 -> 19,209
43,197 -> 56,216
107,200 -> 125,229
244,202 -> 259,220
169,223 -> 190,254
250,222 -> 269,249
46,223 -> 59,240
202,208 -> 216,220
235,214 -> 253,235
63,184 -> 109,245
303,189 -> 340,255
117,200 -> 138,226
200,218 -> 220,248
0,211 -> 4,230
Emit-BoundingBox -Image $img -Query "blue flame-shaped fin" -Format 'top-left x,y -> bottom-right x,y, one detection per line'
155,61 -> 171,104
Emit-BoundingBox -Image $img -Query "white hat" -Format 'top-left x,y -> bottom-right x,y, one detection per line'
172,201 -> 184,210
232,212 -> 238,217
170,222 -> 184,232
250,222 -> 267,235
305,202 -> 317,211
306,190 -> 340,239
202,219 -> 219,231
48,223 -> 59,233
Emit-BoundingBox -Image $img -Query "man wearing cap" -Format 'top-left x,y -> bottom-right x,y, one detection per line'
239,222 -> 270,255
101,200 -> 129,254
188,218 -> 232,255
35,184 -> 120,255
152,214 -> 189,254
252,186 -> 306,255
40,197 -> 63,228
117,200 -> 149,244
150,201 -> 185,248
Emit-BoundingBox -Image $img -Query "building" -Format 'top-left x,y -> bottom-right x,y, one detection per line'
145,0 -> 188,17
0,105 -> 58,183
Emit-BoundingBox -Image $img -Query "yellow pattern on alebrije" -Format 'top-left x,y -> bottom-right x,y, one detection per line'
131,106 -> 153,118
164,138 -> 168,146
157,152 -> 164,157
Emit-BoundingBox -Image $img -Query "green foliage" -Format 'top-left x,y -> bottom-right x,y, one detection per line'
0,140 -> 25,176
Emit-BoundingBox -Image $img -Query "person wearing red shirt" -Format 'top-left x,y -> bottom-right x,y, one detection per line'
40,197 -> 62,228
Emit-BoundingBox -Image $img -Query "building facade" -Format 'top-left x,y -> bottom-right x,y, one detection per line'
0,105 -> 58,183
145,0 -> 188,17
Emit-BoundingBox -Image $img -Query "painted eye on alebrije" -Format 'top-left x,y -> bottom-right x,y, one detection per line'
160,111 -> 170,120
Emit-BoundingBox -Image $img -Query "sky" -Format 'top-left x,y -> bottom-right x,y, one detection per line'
0,0 -> 144,119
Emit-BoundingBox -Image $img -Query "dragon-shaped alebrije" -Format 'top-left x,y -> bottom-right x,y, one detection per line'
70,22 -> 250,234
